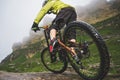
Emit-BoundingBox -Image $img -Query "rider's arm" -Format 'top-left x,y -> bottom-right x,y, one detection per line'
34,1 -> 55,24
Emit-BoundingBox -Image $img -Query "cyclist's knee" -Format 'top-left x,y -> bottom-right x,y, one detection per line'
50,23 -> 64,31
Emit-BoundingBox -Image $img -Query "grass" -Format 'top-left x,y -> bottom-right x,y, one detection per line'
93,14 -> 120,75
0,14 -> 120,76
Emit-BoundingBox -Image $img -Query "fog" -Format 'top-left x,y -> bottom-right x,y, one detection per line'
0,0 -> 112,62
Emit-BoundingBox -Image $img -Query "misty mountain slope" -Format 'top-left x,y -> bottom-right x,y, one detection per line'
0,0 -> 120,75
0,13 -> 120,76
0,39 -> 47,72
77,0 -> 120,24
10,0 -> 120,52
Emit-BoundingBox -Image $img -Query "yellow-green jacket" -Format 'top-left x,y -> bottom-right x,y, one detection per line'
34,0 -> 72,24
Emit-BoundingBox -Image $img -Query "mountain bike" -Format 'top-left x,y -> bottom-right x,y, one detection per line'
40,21 -> 110,80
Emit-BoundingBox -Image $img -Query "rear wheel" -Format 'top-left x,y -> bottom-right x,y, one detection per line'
63,21 -> 110,80
41,47 -> 68,73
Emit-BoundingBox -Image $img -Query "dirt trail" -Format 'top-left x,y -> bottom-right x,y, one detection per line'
0,71 -> 82,80
0,71 -> 120,80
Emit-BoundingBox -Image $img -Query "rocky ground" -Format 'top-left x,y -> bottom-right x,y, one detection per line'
0,71 -> 81,80
0,71 -> 120,80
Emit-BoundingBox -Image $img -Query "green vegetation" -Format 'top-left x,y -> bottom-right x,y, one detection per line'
0,14 -> 120,76
0,40 -> 47,72
93,14 -> 120,75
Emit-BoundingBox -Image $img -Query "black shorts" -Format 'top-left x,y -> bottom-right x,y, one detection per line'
49,7 -> 77,39
50,7 -> 77,30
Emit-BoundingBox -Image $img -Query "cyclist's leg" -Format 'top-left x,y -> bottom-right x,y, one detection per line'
49,7 -> 73,52
66,11 -> 82,63
50,29 -> 57,40
49,7 -> 77,62
67,8 -> 77,41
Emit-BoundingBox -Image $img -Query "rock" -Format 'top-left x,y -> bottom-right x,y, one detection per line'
0,71 -> 120,80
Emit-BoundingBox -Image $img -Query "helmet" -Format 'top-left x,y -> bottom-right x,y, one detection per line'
42,0 -> 48,6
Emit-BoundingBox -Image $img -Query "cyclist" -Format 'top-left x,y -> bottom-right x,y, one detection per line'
31,0 -> 77,62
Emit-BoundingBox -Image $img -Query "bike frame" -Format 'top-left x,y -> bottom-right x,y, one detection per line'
40,21 -> 110,80
42,25 -> 76,56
